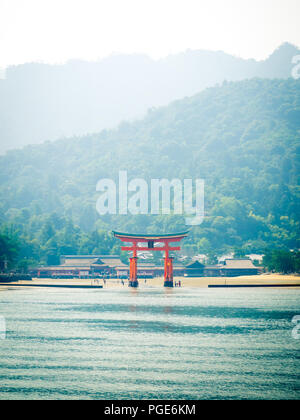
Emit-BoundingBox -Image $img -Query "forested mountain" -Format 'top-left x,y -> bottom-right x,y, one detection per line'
0,43 -> 299,154
0,77 -> 299,267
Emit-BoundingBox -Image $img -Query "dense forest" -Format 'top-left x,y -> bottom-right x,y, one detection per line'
0,77 -> 299,269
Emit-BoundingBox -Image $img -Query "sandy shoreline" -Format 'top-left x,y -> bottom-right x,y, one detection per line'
0,274 -> 300,289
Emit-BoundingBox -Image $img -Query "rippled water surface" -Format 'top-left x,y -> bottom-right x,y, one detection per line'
0,286 -> 299,400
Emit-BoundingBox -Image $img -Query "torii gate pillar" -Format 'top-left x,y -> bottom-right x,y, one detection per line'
164,254 -> 174,288
129,257 -> 138,287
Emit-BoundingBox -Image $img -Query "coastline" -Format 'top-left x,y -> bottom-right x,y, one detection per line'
1,274 -> 300,289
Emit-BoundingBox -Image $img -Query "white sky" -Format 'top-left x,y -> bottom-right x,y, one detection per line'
0,0 -> 299,69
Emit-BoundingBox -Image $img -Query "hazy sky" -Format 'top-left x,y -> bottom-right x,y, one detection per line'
0,0 -> 299,68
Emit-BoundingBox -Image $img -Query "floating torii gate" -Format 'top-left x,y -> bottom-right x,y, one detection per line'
113,231 -> 188,287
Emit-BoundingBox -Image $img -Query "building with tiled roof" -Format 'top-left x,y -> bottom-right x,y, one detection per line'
32,254 -> 186,279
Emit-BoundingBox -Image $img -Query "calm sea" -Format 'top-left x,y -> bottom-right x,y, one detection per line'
0,286 -> 299,400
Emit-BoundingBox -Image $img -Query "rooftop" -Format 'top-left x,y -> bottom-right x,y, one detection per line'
223,259 -> 257,269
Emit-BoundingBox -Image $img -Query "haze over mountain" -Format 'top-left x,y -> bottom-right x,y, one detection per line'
0,42 -> 299,154
0,78 -> 299,263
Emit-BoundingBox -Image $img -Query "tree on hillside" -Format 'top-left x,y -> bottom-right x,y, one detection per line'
0,232 -> 19,271
263,249 -> 300,274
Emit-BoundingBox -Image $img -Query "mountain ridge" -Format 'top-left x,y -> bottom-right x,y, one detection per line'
0,42 -> 299,154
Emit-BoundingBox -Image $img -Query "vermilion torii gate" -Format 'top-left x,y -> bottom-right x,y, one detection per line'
113,231 -> 189,287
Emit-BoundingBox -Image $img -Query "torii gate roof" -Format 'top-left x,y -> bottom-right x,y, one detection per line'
112,231 -> 189,241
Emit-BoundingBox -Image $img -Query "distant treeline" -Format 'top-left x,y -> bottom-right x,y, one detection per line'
0,222 -> 121,272
263,249 -> 300,274
1,228 -> 300,274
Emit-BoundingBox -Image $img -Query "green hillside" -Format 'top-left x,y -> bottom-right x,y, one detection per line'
0,78 -> 299,267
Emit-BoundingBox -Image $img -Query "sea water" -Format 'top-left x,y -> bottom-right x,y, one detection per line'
0,286 -> 299,400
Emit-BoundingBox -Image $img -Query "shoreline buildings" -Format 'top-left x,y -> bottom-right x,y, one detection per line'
31,255 -> 259,278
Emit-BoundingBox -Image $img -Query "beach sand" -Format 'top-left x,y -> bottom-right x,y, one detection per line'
1,274 -> 300,289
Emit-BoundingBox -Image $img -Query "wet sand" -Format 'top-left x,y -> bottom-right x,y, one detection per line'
147,274 -> 300,288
